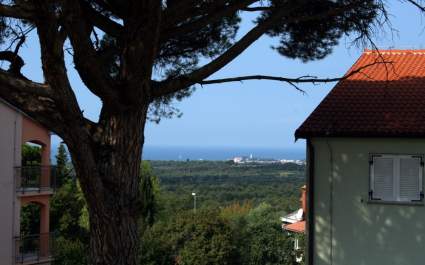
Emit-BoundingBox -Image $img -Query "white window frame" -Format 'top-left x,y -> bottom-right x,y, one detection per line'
370,154 -> 424,203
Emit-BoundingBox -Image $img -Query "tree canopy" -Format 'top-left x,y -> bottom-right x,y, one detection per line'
0,0 -> 392,128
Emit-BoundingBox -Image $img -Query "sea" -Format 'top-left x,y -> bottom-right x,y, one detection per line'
142,146 -> 305,161
51,144 -> 305,161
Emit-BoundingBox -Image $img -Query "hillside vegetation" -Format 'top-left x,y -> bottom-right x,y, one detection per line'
39,145 -> 306,265
151,160 -> 306,216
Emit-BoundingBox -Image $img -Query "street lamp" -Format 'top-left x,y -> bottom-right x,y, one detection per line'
192,192 -> 197,213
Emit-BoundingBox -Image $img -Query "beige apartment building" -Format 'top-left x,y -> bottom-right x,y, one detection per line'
1,99 -> 55,264
296,49 -> 425,265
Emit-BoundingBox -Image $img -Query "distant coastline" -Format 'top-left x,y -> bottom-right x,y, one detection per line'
51,144 -> 305,162
142,145 -> 305,161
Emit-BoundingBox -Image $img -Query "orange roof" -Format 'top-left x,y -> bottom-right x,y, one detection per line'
296,49 -> 425,138
347,49 -> 425,81
284,221 -> 305,233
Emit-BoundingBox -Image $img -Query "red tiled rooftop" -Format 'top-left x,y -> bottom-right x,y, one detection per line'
284,221 -> 305,233
295,49 -> 425,139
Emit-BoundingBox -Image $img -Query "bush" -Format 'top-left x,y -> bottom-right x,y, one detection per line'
140,209 -> 239,265
53,237 -> 88,265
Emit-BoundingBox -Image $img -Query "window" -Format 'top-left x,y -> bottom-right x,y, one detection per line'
370,154 -> 424,202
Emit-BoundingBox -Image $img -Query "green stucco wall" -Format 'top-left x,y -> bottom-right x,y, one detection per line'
311,137 -> 425,265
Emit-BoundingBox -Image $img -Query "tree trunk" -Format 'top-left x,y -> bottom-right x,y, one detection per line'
69,105 -> 149,265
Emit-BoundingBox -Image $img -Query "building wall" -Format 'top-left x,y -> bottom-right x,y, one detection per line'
0,101 -> 22,265
311,137 -> 425,265
22,116 -> 50,166
22,116 -> 51,189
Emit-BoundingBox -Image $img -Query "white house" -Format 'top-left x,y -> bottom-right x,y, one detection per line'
295,49 -> 425,265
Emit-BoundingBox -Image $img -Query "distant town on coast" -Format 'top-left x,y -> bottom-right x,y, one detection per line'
50,144 -> 306,162
141,145 -> 306,161
232,154 -> 305,165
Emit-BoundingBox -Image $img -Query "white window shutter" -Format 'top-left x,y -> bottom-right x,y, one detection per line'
372,157 -> 394,200
399,157 -> 421,201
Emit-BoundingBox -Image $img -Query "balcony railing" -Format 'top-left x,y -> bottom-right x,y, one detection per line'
14,233 -> 56,264
15,166 -> 57,193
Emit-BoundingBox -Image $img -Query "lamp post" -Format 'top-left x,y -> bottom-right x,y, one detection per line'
192,192 -> 197,213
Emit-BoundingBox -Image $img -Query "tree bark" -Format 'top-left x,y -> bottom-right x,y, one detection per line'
69,104 -> 149,265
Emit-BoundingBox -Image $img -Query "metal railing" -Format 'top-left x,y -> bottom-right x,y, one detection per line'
15,166 -> 57,193
14,233 -> 56,264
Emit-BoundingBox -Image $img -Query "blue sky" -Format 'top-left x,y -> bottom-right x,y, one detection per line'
18,2 -> 425,151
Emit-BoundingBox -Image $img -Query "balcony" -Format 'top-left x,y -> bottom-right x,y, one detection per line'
15,166 -> 57,195
15,233 -> 55,264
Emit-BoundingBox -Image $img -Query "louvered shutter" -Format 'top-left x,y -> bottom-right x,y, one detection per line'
399,157 -> 422,201
371,157 -> 394,200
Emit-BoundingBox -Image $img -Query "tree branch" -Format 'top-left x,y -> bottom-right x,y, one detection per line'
161,0 -> 256,40
162,0 -> 205,26
34,3 -> 89,134
62,1 -> 123,109
91,0 -> 126,18
0,51 -> 24,74
198,61 -> 393,92
0,3 -> 34,20
0,70 -> 66,133
241,6 -> 274,11
153,7 -> 289,98
120,0 -> 162,89
0,69 -> 52,96
80,0 -> 123,37
153,1 -> 367,98
406,0 -> 425,12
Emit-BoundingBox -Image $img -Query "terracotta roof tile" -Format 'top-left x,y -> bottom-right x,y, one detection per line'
284,221 -> 305,233
295,49 -> 425,138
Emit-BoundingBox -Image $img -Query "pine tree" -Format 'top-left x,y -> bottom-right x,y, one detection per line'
51,144 -> 87,240
55,143 -> 70,187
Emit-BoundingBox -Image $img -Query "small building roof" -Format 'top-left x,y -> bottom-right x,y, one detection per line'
283,221 -> 305,233
295,49 -> 425,139
281,209 -> 304,224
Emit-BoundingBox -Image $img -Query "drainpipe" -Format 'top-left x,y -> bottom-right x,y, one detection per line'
307,139 -> 315,265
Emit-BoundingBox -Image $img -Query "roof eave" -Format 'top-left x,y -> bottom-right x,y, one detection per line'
294,131 -> 425,139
